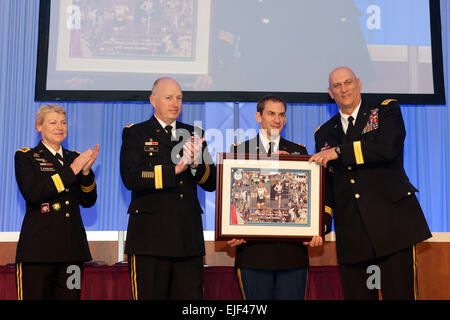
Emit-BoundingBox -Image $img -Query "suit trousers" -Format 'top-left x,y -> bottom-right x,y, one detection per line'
237,267 -> 307,300
128,254 -> 203,300
16,262 -> 83,300
338,246 -> 417,300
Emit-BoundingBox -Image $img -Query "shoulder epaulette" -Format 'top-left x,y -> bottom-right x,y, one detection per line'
381,99 -> 398,106
74,150 -> 81,155
124,123 -> 135,129
17,147 -> 31,153
314,125 -> 322,133
297,143 -> 306,148
233,142 -> 242,147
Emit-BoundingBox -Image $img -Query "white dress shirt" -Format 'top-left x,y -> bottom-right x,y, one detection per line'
339,101 -> 361,134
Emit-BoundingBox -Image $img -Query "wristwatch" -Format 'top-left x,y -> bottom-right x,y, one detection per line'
335,145 -> 341,157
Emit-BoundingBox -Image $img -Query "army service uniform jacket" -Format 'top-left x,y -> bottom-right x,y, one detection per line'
230,134 -> 332,270
14,141 -> 97,263
120,116 -> 216,258
314,99 -> 431,264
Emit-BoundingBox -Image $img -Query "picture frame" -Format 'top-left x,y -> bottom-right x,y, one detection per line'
215,153 -> 325,241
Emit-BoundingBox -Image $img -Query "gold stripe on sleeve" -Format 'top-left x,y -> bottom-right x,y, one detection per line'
353,141 -> 364,165
80,181 -> 96,193
154,165 -> 163,189
51,174 -> 65,193
141,171 -> 155,179
198,163 -> 210,185
325,206 -> 333,217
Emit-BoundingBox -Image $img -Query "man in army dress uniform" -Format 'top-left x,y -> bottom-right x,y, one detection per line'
310,67 -> 431,299
228,95 -> 331,300
120,77 -> 216,299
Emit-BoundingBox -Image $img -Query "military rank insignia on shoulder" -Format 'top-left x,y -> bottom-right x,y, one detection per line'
314,125 -> 322,133
17,147 -> 30,153
297,143 -> 306,148
124,123 -> 135,129
381,98 -> 398,106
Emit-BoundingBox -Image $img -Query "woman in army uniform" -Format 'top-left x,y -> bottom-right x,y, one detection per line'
14,104 -> 99,300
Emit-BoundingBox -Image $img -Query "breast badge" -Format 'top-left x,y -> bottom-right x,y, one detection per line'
41,203 -> 50,214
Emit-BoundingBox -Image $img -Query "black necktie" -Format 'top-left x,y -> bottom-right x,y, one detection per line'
345,116 -> 355,141
55,153 -> 63,165
267,142 -> 272,156
165,125 -> 173,140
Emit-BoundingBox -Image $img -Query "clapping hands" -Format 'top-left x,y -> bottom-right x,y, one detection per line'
175,138 -> 204,174
70,144 -> 100,176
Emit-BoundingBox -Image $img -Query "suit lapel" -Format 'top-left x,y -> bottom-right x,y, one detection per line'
328,114 -> 345,143
256,134 -> 268,155
243,135 -> 261,154
279,138 -> 289,153
62,148 -> 76,167
350,100 -> 372,141
38,141 -> 64,168
149,116 -> 174,147
280,137 -> 298,154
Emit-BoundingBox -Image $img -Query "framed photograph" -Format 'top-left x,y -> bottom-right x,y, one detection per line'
215,153 -> 325,241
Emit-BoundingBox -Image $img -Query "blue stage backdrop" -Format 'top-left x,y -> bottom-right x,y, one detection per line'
0,0 -> 448,233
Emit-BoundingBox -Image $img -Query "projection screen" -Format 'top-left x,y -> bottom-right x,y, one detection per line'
35,0 -> 445,104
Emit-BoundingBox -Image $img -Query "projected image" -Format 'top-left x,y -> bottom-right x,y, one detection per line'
39,0 -> 442,102
229,169 -> 310,226
49,0 -> 210,82
70,0 -> 197,60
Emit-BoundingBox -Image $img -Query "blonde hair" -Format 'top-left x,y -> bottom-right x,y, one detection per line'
35,104 -> 66,129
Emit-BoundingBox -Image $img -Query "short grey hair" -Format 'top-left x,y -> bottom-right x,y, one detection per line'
35,104 -> 66,128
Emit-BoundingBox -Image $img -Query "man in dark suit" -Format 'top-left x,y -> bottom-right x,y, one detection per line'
310,67 -> 431,299
228,95 -> 331,300
120,77 -> 216,300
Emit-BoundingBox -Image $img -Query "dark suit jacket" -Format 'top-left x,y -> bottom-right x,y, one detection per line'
120,116 -> 216,258
230,134 -> 331,270
14,141 -> 96,263
314,99 -> 431,264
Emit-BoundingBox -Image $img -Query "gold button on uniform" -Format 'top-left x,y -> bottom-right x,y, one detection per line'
180,194 -> 184,199
350,179 -> 355,184
355,193 -> 360,199
135,210 -> 139,213
65,201 -> 70,205
65,213 -> 70,218
180,180 -> 183,185
407,192 -> 412,196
